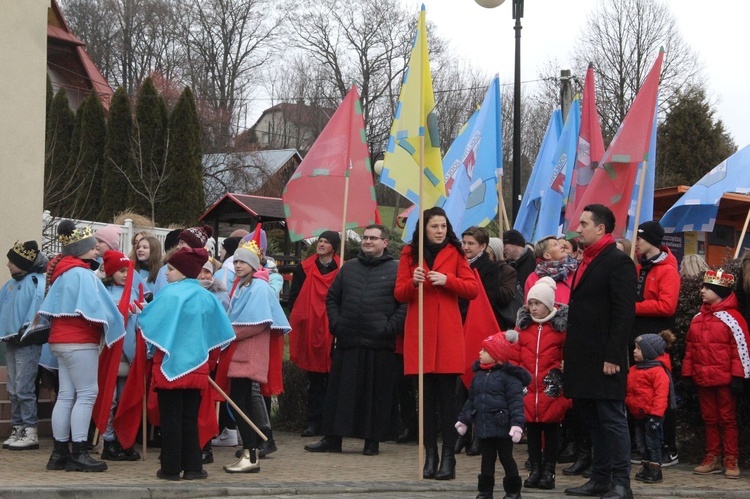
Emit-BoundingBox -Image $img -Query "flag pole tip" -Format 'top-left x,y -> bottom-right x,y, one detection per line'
588,62 -> 594,69
421,4 -> 426,11
660,46 -> 665,53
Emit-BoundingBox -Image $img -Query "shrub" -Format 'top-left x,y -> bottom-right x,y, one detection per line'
274,360 -> 309,432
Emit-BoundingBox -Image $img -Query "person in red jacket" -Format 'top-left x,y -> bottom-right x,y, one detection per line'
626,330 -> 676,484
524,235 -> 577,304
633,220 -> 681,466
395,207 -> 478,481
511,276 -> 571,491
683,270 -> 750,479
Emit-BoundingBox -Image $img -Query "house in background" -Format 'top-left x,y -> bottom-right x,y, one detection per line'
247,101 -> 334,153
47,0 -> 113,111
203,148 -> 303,204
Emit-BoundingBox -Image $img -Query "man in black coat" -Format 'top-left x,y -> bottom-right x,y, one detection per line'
563,205 -> 637,499
304,224 -> 406,456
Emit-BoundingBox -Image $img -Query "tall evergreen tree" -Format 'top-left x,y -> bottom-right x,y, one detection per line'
131,77 -> 169,223
160,86 -> 205,225
60,104 -> 85,217
101,87 -> 134,220
71,92 -> 107,220
44,88 -> 75,214
656,86 -> 737,188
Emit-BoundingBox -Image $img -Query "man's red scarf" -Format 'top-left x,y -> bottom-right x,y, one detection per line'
573,233 -> 614,289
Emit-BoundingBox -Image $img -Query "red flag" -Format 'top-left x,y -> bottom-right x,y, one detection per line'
566,50 -> 664,238
461,269 -> 500,389
282,85 -> 377,241
564,63 -> 605,232
113,329 -> 147,449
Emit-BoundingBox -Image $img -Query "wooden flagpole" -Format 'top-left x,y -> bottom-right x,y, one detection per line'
734,207 -> 750,259
207,377 -> 268,442
417,132 -> 425,480
142,376 -> 147,459
630,160 -> 649,261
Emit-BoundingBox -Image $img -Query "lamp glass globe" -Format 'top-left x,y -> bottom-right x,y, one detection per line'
475,0 -> 505,8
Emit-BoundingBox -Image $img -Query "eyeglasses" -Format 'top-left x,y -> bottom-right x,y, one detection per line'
362,235 -> 385,241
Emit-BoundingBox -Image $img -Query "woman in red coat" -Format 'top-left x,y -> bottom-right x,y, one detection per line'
395,207 -> 478,481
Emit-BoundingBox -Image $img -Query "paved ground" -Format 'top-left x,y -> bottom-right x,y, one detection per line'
0,431 -> 747,498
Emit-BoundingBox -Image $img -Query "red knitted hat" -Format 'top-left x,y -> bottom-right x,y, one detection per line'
179,225 -> 213,249
168,248 -> 208,279
102,250 -> 130,277
482,331 -> 518,363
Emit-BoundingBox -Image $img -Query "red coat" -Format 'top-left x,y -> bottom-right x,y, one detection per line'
625,362 -> 670,418
635,247 -> 680,318
395,244 -> 478,375
510,306 -> 571,423
683,293 -> 750,387
524,271 -> 574,305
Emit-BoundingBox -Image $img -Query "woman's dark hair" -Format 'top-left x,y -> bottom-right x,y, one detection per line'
408,207 -> 462,262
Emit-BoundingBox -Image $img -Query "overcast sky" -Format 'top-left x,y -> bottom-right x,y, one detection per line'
414,0 -> 750,149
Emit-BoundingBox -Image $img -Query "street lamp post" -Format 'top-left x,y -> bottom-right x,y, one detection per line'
475,0 -> 524,224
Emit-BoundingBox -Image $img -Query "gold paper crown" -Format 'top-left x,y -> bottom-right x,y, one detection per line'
11,240 -> 37,262
703,269 -> 735,288
238,239 -> 261,257
59,226 -> 94,246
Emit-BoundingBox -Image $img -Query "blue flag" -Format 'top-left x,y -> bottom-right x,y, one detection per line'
514,108 -> 563,242
534,100 -> 581,240
403,76 -> 502,241
660,144 -> 750,233
625,102 -> 658,238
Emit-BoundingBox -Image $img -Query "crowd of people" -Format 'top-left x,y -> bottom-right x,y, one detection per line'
1,204 -> 750,499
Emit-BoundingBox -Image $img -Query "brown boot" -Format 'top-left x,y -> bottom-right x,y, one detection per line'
724,456 -> 740,479
693,454 -> 722,475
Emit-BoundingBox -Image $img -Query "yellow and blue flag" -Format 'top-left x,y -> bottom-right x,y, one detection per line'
380,5 -> 445,211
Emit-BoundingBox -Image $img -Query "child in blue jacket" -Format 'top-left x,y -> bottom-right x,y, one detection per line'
456,331 -> 531,499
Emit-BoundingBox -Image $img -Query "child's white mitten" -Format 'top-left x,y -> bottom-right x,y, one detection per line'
455,421 -> 468,436
509,425 -> 523,443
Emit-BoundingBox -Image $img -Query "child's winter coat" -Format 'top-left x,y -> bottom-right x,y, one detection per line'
683,293 -> 750,387
512,304 -> 572,423
458,360 -> 531,439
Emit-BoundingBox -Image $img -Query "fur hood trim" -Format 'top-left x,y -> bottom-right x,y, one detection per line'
516,303 -> 568,331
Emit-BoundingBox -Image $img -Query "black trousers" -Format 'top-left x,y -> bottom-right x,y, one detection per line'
230,378 -> 269,449
423,373 -> 459,449
480,437 -> 518,478
526,422 -> 560,464
157,388 -> 202,476
396,356 -> 417,432
307,371 -> 328,426
579,398 -> 631,487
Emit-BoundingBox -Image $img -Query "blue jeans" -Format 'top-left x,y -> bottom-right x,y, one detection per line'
5,343 -> 42,427
578,398 -> 631,487
51,344 -> 99,442
103,377 -> 127,441
635,416 -> 663,464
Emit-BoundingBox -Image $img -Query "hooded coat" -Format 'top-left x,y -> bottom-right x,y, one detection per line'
458,361 -> 532,439
512,305 -> 572,423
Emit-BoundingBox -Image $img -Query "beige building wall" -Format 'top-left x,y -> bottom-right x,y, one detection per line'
0,1 -> 49,281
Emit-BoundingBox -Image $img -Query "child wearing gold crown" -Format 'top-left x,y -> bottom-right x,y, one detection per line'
683,269 -> 750,479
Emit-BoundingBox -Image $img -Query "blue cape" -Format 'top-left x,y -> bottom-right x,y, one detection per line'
228,278 -> 291,334
139,278 -> 235,382
33,267 -> 126,346
0,273 -> 45,339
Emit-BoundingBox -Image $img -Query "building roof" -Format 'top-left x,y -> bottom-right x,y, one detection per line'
249,101 -> 336,130
199,193 -> 286,224
203,149 -> 301,178
48,0 -> 113,110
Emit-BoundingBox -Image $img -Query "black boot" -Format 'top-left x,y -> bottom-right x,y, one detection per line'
66,441 -> 107,472
477,473 -> 495,499
46,440 -> 70,471
101,439 -> 127,461
466,434 -> 482,456
423,447 -> 439,479
435,446 -> 456,480
558,437 -> 578,463
642,462 -> 663,484
502,475 -> 522,499
524,460 -> 541,488
537,461 -> 556,489
563,443 -> 592,475
259,428 -> 277,457
454,432 -> 470,454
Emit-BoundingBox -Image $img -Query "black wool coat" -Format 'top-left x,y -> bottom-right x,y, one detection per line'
459,252 -> 515,326
563,242 -> 637,400
458,361 -> 532,439
325,250 -> 406,351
